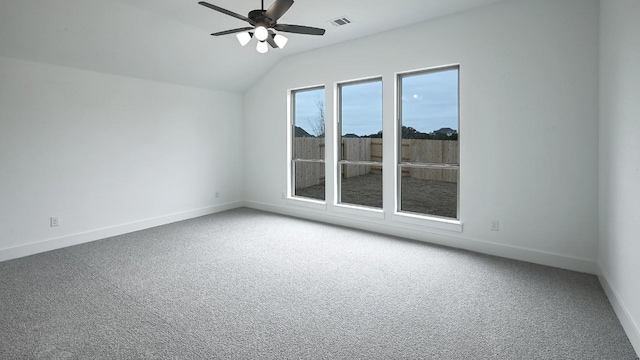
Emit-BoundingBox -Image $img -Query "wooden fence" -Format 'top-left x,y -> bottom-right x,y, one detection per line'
293,138 -> 458,188
342,138 -> 373,178
400,139 -> 459,183
293,138 -> 325,189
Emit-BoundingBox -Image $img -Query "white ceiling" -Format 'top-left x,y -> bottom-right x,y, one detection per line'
0,0 -> 504,92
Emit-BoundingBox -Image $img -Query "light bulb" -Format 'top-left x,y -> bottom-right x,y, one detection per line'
236,31 -> 252,46
256,41 -> 268,54
273,34 -> 288,49
254,26 -> 268,41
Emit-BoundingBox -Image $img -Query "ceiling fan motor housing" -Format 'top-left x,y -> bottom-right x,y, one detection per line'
248,9 -> 274,28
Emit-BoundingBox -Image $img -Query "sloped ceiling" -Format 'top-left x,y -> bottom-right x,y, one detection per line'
0,0 -> 504,92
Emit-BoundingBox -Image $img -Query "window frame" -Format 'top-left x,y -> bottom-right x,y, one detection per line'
336,77 -> 384,210
289,85 -> 326,204
396,65 -> 461,220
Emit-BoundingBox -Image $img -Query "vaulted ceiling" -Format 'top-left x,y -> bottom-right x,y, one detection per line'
0,0 -> 504,92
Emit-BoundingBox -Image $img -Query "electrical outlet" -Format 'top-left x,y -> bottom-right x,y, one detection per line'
50,216 -> 59,227
215,191 -> 219,198
491,220 -> 499,231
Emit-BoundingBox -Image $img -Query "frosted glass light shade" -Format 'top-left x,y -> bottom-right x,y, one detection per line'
256,41 -> 268,53
236,32 -> 252,46
273,34 -> 288,49
254,26 -> 268,41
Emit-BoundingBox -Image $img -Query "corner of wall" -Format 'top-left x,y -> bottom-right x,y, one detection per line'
597,263 -> 640,356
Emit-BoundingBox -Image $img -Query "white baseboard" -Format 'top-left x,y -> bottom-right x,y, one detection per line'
598,265 -> 640,357
245,201 -> 598,275
0,201 -> 244,263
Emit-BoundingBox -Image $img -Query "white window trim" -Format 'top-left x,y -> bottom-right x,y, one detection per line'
332,203 -> 385,220
392,212 -> 463,232
395,64 -> 461,221
285,196 -> 327,211
336,77 -> 384,211
288,85 -> 327,204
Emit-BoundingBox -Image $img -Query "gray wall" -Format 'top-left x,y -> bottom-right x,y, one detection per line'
0,56 -> 244,260
243,0 -> 600,272
598,0 -> 640,354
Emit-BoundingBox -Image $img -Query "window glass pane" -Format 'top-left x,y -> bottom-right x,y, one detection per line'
292,87 -> 325,202
339,164 -> 382,208
340,138 -> 382,162
400,69 -> 458,144
400,139 -> 459,165
293,88 -> 325,160
398,67 -> 459,219
400,167 -> 458,218
293,161 -> 325,201
340,80 -> 382,161
293,137 -> 325,161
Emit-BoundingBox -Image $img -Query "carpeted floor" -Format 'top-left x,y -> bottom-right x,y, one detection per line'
0,208 -> 637,359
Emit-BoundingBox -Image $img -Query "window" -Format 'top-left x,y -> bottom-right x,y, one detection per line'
397,66 -> 459,219
337,79 -> 383,208
291,87 -> 325,201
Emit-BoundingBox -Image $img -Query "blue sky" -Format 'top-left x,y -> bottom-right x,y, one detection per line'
294,69 -> 458,136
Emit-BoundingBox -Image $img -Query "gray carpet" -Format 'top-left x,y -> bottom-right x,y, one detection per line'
0,208 -> 637,359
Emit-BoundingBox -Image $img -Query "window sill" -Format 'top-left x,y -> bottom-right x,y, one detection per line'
392,212 -> 463,232
332,203 -> 385,220
286,197 -> 327,211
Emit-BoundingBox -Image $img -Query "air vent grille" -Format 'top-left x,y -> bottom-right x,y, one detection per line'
329,17 -> 352,27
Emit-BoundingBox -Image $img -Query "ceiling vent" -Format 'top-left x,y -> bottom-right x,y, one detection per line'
329,17 -> 352,27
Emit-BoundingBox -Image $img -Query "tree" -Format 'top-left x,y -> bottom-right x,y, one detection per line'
308,98 -> 325,137
401,126 -> 430,139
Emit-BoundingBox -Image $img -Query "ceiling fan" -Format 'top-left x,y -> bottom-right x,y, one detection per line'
198,0 -> 326,53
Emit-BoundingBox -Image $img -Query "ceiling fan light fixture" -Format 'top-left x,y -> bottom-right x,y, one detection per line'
256,40 -> 269,53
236,31 -> 252,46
199,0 -> 326,53
273,33 -> 288,49
254,26 -> 269,41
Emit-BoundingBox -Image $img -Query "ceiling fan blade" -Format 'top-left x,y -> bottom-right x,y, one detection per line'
274,24 -> 325,36
266,35 -> 278,48
265,30 -> 279,49
265,0 -> 294,22
211,27 -> 254,36
198,2 -> 255,25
